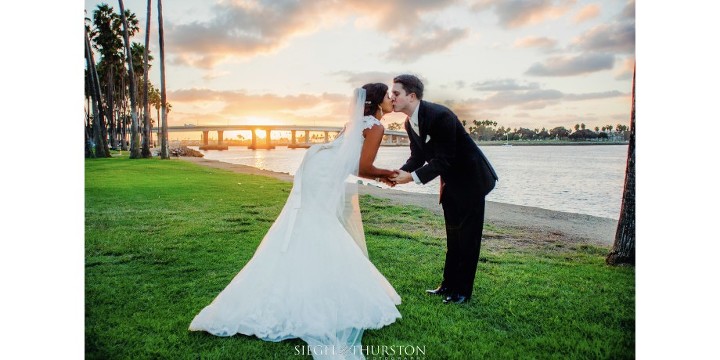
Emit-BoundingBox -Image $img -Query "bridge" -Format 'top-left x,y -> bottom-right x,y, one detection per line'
156,124 -> 409,150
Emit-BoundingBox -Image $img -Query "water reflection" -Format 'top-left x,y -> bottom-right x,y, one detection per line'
196,145 -> 627,219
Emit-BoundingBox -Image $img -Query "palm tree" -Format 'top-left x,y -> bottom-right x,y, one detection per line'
90,4 -> 139,150
84,26 -> 111,158
607,65 -> 635,266
118,0 -> 142,158
90,4 -> 120,149
141,0 -> 152,157
158,0 -> 170,159
130,43 -> 154,150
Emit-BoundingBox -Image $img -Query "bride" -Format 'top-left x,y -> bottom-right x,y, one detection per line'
189,83 -> 401,359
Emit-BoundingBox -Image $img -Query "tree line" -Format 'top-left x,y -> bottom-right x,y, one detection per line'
386,120 -> 631,142
85,1 -> 170,159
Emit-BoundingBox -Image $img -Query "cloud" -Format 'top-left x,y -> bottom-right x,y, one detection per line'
439,82 -> 627,118
471,0 -> 576,29
571,0 -> 634,54
471,79 -> 540,91
167,1 -> 334,69
522,1 -> 633,78
408,79 -> 629,128
439,81 -> 467,90
339,1 -> 468,62
202,70 -> 231,82
571,22 -> 635,54
334,71 -> 434,92
163,83 -> 627,128
621,0 -> 635,21
485,89 -> 565,109
573,4 -> 600,23
514,36 -> 558,52
564,90 -> 625,101
613,57 -> 634,80
525,53 -> 615,76
332,71 -> 399,88
342,0 -> 458,33
167,88 -> 351,125
165,0 -> 465,69
385,26 -> 469,63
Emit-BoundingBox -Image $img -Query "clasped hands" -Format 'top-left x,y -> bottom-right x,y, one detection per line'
376,170 -> 414,187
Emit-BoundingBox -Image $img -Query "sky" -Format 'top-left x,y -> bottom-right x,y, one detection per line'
83,0 -> 636,132
6,1 -> 720,358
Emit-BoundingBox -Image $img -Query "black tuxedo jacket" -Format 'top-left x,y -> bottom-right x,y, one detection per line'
400,100 -> 498,205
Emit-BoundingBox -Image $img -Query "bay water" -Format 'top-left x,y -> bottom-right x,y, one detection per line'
192,145 -> 628,219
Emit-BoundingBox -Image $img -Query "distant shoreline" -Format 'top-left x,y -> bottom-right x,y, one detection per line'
476,141 -> 629,146
173,140 -> 629,148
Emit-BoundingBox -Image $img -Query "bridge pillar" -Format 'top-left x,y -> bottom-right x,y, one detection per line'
304,130 -> 310,144
199,130 -> 228,150
288,129 -> 310,149
249,128 -> 275,150
324,131 -> 329,143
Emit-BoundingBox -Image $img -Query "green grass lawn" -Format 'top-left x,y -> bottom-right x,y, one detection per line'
85,156 -> 634,359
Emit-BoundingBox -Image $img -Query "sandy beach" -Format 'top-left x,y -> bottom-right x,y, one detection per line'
180,156 -> 618,247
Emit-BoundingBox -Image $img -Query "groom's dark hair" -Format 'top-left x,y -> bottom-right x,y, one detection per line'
393,74 -> 424,100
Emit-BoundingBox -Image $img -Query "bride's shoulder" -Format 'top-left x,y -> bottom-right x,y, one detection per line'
362,115 -> 383,130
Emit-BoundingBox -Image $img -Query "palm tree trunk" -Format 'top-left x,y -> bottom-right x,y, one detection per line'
141,0 -> 153,157
607,65 -> 635,266
84,74 -> 95,158
158,0 -> 170,159
84,27 -> 110,158
106,69 -> 117,149
118,0 -> 142,159
119,75 -> 128,150
156,106 -> 160,148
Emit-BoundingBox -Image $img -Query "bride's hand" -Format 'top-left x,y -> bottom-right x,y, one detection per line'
377,177 -> 396,187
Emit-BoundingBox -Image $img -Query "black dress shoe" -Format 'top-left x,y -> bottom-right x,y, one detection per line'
426,286 -> 451,296
443,294 -> 470,304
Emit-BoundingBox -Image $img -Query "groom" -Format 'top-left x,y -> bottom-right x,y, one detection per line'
389,74 -> 498,304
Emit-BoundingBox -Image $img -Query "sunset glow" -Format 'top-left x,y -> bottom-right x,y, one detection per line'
84,0 -> 635,131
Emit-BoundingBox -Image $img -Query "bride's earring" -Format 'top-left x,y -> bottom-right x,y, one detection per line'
378,105 -> 384,117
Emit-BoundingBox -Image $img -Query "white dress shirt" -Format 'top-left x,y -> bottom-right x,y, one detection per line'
408,104 -> 425,185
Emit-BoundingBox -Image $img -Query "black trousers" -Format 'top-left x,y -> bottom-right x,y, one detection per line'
440,194 -> 485,298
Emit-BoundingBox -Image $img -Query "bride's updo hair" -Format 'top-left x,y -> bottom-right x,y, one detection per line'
361,83 -> 389,116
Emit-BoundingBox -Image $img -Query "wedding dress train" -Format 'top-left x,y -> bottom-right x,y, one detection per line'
189,91 -> 401,359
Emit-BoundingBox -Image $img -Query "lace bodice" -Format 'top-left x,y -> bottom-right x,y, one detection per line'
362,115 -> 382,130
330,116 -> 381,147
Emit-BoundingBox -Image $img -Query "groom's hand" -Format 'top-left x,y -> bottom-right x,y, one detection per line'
390,170 -> 413,184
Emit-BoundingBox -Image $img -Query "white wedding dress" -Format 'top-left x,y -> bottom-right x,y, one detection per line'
189,90 -> 401,359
